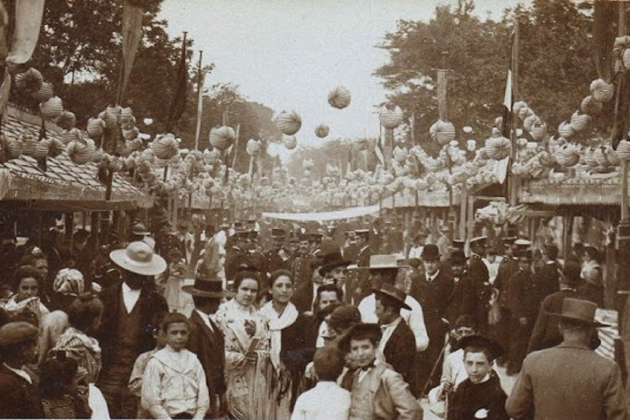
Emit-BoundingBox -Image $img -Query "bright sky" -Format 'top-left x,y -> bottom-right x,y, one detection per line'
159,0 -> 525,157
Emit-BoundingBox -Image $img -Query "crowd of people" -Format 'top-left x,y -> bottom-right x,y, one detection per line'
0,214 -> 626,419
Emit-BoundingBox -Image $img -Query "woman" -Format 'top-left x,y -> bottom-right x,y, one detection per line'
2,266 -> 50,323
40,355 -> 92,418
259,270 -> 310,416
215,270 -> 273,420
580,245 -> 604,307
52,293 -> 103,384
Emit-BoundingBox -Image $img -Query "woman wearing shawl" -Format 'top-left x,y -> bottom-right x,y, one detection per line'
215,270 -> 272,420
2,266 -> 50,323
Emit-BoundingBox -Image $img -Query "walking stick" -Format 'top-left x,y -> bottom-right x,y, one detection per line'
421,339 -> 449,397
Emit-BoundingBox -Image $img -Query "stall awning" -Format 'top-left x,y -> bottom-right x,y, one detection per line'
262,204 -> 380,222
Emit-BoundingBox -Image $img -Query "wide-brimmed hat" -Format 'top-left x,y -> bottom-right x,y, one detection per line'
338,323 -> 382,352
0,322 -> 39,348
182,275 -> 232,298
319,252 -> 351,276
373,283 -> 411,310
367,254 -> 408,270
547,298 -> 608,327
421,244 -> 440,261
459,334 -> 504,360
110,241 -> 167,276
130,222 -> 150,236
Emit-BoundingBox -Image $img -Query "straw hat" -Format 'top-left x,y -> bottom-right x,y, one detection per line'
110,241 -> 167,276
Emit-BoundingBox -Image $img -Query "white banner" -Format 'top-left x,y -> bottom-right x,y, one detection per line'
261,204 -> 380,222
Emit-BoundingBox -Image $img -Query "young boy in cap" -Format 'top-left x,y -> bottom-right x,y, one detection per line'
0,321 -> 44,418
340,323 -> 422,420
291,345 -> 351,420
448,335 -> 509,420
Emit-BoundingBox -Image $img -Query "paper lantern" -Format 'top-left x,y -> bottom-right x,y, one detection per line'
87,117 -> 106,138
555,143 -> 580,167
512,101 -> 528,115
315,124 -> 330,138
274,111 -> 302,135
590,79 -> 614,103
518,106 -> 534,121
15,68 -> 43,93
122,127 -> 139,141
584,147 -> 599,167
99,105 -> 121,130
45,138 -> 66,158
393,146 -> 408,163
570,111 -> 591,132
282,135 -> 297,150
558,121 -> 575,138
246,139 -> 262,156
19,132 -> 38,157
203,148 -> 221,164
151,133 -> 179,160
523,114 -> 538,132
209,126 -> 236,151
580,96 -> 602,116
530,121 -> 547,142
485,136 -> 511,160
40,96 -> 64,119
67,138 -> 96,165
55,111 -> 76,130
34,82 -> 54,102
380,105 -> 404,129
538,151 -> 556,167
430,120 -> 456,146
328,86 -> 351,109
0,135 -> 22,163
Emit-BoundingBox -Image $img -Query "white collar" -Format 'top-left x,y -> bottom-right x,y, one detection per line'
195,309 -> 214,330
3,363 -> 31,384
427,270 -> 440,282
122,281 -> 141,295
380,316 -> 402,330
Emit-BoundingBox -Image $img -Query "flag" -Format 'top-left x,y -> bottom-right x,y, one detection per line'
6,0 -> 44,65
193,69 -> 205,150
501,68 -> 512,139
117,0 -> 144,104
166,36 -> 188,132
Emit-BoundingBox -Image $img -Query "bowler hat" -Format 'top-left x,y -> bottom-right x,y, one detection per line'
354,229 -> 370,237
319,252 -> 351,276
130,222 -> 150,236
450,249 -> 467,265
338,323 -> 382,352
182,274 -> 232,299
420,244 -> 440,261
373,283 -> 411,310
0,322 -> 39,348
459,334 -> 504,360
328,305 -> 361,330
110,241 -> 167,276
548,298 -> 608,327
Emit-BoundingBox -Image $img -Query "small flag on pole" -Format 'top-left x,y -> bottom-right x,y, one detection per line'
166,34 -> 188,133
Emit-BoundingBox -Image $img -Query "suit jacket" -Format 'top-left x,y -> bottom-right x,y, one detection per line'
495,257 -> 518,309
96,282 -> 169,366
187,310 -> 226,395
291,255 -> 314,287
413,270 -> 453,332
0,365 -> 44,419
536,261 -> 560,302
382,320 -> 417,390
292,280 -> 315,313
444,272 -> 477,326
508,270 -> 540,321
468,254 -> 489,288
506,341 -> 628,420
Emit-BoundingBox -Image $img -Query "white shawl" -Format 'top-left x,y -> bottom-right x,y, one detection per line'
259,302 -> 298,370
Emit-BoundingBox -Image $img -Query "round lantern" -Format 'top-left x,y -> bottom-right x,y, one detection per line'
203,148 -> 221,165
209,126 -> 236,151
87,117 -> 106,138
34,82 -> 54,102
55,111 -> 76,130
393,145 -> 408,163
590,79 -> 615,103
67,138 -> 96,165
512,101 -> 528,115
518,106 -> 534,121
282,135 -> 297,150
0,134 -> 22,163
430,120 -> 456,146
523,114 -> 538,132
558,121 -> 575,138
45,138 -> 66,158
18,133 -> 38,157
151,133 -> 179,160
617,139 -> 630,161
40,96 -> 64,119
555,143 -> 580,167
485,136 -> 511,160
61,128 -> 82,145
581,96 -> 603,116
15,68 -> 43,93
274,111 -> 302,135
246,139 -> 262,156
379,105 -> 404,129
570,111 -> 591,132
315,124 -> 330,138
328,86 -> 351,109
530,121 -> 547,141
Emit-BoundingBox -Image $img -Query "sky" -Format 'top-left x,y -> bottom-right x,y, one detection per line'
159,0 -> 526,157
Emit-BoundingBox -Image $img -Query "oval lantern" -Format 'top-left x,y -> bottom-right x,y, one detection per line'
570,111 -> 591,132
283,135 -> 297,150
15,68 -> 43,93
67,138 -> 96,165
246,139 -> 262,156
617,139 -> 630,162
315,124 -> 330,138
151,133 -> 179,160
46,138 -> 65,159
40,96 -> 64,119
485,136 -> 512,160
581,96 -> 602,116
274,110 -> 302,135
209,126 -> 236,151
590,79 -> 615,103
328,86 -> 351,109
87,117 -> 106,138
554,143 -> 580,167
379,105 -> 403,129
55,111 -> 76,130
35,82 -> 54,102
558,121 -> 576,138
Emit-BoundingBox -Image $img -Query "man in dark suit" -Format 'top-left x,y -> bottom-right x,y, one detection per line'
224,231 -> 249,281
261,228 -> 291,277
374,284 -> 417,393
354,229 -> 373,302
536,243 -> 560,302
291,233 -> 315,287
96,241 -> 169,419
468,236 -> 491,333
507,298 -> 628,419
444,249 -> 476,326
292,254 -> 325,313
492,237 -> 518,365
415,244 -> 453,392
184,274 -> 230,418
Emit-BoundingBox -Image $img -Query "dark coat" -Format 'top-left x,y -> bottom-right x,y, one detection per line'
0,365 -> 44,419
292,280 -> 315,313
449,371 -> 509,420
444,272 -> 477,326
382,319 -> 417,390
187,310 -> 227,395
96,282 -> 169,366
508,270 -> 541,322
467,254 -> 489,288
413,270 -> 453,332
224,247 -> 247,280
494,257 -> 518,310
291,255 -> 314,287
261,248 -> 290,277
535,261 -> 561,302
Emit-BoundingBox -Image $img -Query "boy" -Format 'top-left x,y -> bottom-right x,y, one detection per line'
448,335 -> 509,420
292,345 -> 351,420
339,323 -> 422,420
129,312 -> 168,418
141,312 -> 209,419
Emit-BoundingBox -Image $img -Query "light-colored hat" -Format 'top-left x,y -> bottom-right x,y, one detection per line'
470,236 -> 487,247
53,268 -> 85,296
0,322 -> 39,348
110,241 -> 167,276
367,254 -> 408,269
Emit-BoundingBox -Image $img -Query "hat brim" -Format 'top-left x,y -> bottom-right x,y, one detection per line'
109,249 -> 167,276
181,285 -> 232,298
373,289 -> 411,310
319,260 -> 351,276
546,312 -> 609,328
131,230 -> 151,236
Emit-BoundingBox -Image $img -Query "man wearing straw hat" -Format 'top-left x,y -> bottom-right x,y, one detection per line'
184,272 -> 232,418
506,298 -> 628,419
96,241 -> 169,418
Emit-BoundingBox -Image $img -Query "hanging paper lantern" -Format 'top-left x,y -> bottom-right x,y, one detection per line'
429,120 -> 456,146
15,68 -> 43,93
512,101 -> 528,115
45,138 -> 66,158
570,111 -> 591,132
379,105 -> 404,129
151,133 -> 179,160
32,139 -> 50,160
581,96 -> 603,116
40,96 -> 64,119
122,127 -> 139,141
584,147 -> 599,167
557,121 -> 575,138
34,82 -> 54,102
554,143 -> 580,167
246,139 -> 262,156
203,148 -> 221,165
590,79 -> 615,103
209,126 -> 236,151
18,132 -> 38,157
393,145 -> 408,163
328,86 -> 351,109
315,124 -> 330,138
518,106 -> 534,121
87,117 -> 106,138
282,135 -> 297,150
99,105 -> 121,130
538,151 -> 556,167
67,138 -> 96,165
274,111 -> 302,135
61,128 -> 82,145
530,120 -> 547,141
0,134 -> 22,163
485,136 -> 511,160
55,111 -> 76,130
618,139 -> 630,161
523,114 -> 538,132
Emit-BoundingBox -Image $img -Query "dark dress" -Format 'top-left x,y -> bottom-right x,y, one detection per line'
448,371 -> 509,420
0,365 -> 44,419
